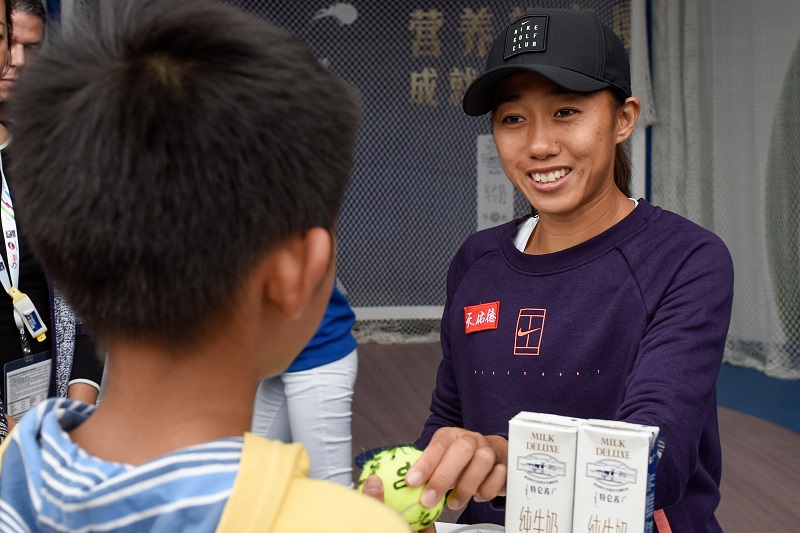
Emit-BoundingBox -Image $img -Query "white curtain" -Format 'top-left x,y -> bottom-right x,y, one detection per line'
650,0 -> 800,379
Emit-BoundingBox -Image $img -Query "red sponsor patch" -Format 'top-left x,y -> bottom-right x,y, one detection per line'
464,301 -> 500,334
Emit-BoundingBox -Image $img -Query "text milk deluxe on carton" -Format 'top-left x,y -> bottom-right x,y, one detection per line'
505,411 -> 585,533
572,419 -> 661,533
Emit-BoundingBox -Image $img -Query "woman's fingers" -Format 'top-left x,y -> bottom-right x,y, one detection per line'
406,428 -> 509,510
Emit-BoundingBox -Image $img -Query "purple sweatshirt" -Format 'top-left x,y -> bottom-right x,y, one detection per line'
417,199 -> 733,532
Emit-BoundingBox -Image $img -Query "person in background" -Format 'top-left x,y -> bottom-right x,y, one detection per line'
0,0 -> 103,443
252,281 -> 359,486
0,0 -> 408,530
0,0 -> 44,112
365,9 -> 733,533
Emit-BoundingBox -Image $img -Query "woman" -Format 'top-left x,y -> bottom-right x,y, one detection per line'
365,9 -> 733,533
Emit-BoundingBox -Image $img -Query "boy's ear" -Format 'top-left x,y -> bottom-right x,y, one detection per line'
260,228 -> 333,319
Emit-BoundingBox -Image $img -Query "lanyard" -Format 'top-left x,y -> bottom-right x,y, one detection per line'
0,151 -> 47,348
0,154 -> 20,299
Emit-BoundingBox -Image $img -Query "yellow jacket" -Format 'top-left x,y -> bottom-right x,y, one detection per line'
217,433 -> 410,532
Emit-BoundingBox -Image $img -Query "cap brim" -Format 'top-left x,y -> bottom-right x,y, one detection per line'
462,65 -> 611,116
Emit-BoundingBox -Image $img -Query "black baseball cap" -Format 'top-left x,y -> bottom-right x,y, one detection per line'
462,9 -> 631,116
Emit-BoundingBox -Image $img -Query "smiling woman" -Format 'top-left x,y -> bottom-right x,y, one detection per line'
490,72 -> 639,254
389,8 -> 737,533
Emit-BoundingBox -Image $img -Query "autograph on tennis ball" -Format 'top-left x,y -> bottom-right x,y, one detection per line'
357,445 -> 446,531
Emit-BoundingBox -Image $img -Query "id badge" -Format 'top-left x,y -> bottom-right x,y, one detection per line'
4,350 -> 51,420
7,287 -> 48,342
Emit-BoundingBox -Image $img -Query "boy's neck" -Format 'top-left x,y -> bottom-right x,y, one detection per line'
70,331 -> 263,465
64,230 -> 334,465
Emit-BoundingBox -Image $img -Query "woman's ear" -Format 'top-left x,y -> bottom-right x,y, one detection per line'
260,227 -> 333,320
616,96 -> 641,144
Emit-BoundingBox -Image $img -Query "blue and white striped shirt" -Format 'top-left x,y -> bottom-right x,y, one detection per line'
0,398 -> 244,532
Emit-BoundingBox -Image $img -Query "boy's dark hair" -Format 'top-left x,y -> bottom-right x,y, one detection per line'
11,0 -> 45,23
8,0 -> 361,344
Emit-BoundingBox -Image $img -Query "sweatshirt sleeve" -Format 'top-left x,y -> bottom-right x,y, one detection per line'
615,232 -> 734,509
416,245 -> 471,449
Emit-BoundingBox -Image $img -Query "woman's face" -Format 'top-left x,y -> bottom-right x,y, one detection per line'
491,72 -> 636,218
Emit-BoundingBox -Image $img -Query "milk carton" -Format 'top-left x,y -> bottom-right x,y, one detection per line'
505,411 -> 585,533
572,420 -> 661,533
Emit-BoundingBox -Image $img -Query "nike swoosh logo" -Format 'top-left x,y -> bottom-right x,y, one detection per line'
517,328 -> 541,337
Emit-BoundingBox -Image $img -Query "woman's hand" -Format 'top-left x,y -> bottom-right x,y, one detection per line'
407,427 -> 508,511
360,429 -> 507,532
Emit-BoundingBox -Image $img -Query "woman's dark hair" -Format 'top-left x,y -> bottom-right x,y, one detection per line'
611,89 -> 633,198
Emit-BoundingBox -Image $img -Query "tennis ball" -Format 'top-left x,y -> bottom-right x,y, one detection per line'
357,445 -> 446,531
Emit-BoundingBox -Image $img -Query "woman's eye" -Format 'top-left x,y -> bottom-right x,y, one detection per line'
555,108 -> 577,118
501,115 -> 524,124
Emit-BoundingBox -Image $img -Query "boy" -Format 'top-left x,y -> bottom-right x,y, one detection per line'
0,0 -> 408,531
